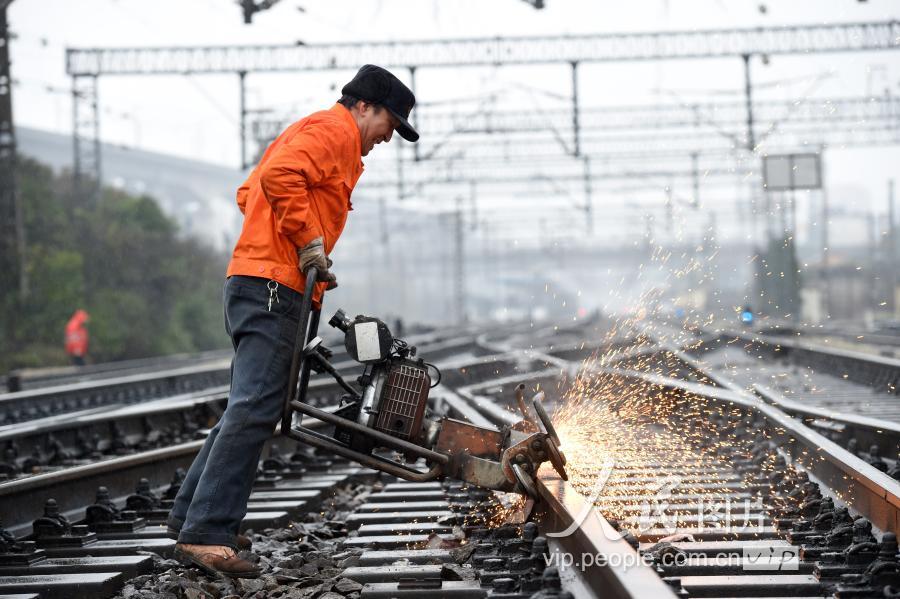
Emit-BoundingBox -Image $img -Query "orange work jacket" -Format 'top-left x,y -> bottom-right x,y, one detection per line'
226,104 -> 364,304
64,309 -> 89,356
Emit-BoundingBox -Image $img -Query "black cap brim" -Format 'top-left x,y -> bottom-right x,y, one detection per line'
386,106 -> 419,142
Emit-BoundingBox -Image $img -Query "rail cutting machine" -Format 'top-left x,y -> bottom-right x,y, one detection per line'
280,267 -> 568,497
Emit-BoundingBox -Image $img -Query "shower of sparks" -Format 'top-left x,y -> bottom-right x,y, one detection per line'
533,223 -> 871,538
551,332 -> 809,537
478,491 -> 529,528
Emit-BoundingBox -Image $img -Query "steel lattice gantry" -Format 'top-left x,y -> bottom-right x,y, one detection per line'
66,21 -> 900,75
63,20 -> 900,180
72,75 -> 101,202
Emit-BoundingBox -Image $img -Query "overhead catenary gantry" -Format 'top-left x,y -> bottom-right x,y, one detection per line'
59,16 -> 900,321
65,20 -> 900,180
62,19 -> 900,316
66,21 -> 900,74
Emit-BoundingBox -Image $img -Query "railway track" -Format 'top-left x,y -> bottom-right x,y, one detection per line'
695,329 -> 899,406
0,326 -> 493,427
486,322 -> 900,597
2,317 -> 900,597
672,324 -> 900,476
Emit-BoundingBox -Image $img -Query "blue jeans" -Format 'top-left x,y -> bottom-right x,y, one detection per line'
167,275 -> 302,548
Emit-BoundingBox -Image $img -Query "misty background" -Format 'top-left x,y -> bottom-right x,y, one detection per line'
6,1 -> 900,359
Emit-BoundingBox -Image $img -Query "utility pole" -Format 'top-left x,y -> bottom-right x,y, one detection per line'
644,214 -> 654,255
742,53 -> 762,246
582,156 -> 593,234
408,66 -> 419,163
571,61 -> 580,157
868,211 -> 878,319
395,141 -> 404,201
454,195 -> 466,324
375,195 -> 388,247
691,152 -> 700,208
889,179 -> 897,315
819,148 -> 831,320
238,71 -> 247,168
742,54 -> 756,153
469,181 -> 479,234
0,0 -> 26,303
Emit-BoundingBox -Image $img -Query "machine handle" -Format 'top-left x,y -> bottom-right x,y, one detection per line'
281,265 -> 321,436
290,400 -> 450,465
285,423 -> 445,482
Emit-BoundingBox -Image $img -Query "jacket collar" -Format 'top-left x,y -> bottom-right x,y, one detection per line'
331,104 -> 364,175
330,104 -> 364,210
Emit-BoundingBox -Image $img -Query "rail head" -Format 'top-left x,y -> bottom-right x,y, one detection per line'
536,473 -> 678,599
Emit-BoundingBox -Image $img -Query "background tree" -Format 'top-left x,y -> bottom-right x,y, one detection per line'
0,156 -> 230,371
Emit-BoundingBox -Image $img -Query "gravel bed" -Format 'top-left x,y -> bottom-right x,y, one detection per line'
112,480 -> 375,599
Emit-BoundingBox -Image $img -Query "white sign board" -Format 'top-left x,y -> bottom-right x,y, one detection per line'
763,153 -> 822,191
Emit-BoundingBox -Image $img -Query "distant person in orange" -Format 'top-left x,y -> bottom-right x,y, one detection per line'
64,309 -> 89,366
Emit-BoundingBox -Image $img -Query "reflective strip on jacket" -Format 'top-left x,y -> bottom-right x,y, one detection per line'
226,103 -> 363,303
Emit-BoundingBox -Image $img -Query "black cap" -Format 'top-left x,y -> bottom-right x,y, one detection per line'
342,65 -> 419,142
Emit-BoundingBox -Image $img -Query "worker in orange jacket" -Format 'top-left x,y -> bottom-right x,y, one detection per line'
167,65 -> 419,578
64,309 -> 89,366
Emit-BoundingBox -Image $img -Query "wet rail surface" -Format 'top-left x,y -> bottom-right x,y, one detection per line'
2,318 -> 900,597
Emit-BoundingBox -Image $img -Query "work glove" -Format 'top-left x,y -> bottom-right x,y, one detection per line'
297,237 -> 338,290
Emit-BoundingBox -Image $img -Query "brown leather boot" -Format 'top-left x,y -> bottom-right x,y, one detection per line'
174,544 -> 261,579
167,526 -> 252,550
235,533 -> 253,551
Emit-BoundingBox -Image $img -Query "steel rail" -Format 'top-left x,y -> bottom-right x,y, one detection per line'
0,388 -> 229,480
646,326 -> 900,477
591,365 -> 900,535
536,473 -> 679,599
447,365 -> 678,598
0,333 -> 485,427
0,332 -> 495,490
0,361 -> 233,426
0,440 -> 200,538
454,331 -> 900,597
4,349 -> 234,393
782,327 -> 900,352
0,415 -> 330,538
752,382 -> 900,462
698,329 -> 900,396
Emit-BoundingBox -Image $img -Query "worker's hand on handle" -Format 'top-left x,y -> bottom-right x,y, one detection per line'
297,237 -> 338,290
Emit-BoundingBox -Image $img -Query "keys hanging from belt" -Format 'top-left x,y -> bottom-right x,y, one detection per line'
267,280 -> 280,311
